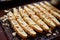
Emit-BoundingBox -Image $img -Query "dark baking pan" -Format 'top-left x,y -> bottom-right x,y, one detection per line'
0,0 -> 60,40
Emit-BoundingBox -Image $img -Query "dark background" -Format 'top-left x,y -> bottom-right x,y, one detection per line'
0,0 -> 49,10
0,0 -> 60,10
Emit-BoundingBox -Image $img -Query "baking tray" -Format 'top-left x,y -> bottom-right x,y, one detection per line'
0,0 -> 60,40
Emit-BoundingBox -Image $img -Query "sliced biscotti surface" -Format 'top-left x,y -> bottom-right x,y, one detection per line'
19,7 -> 43,33
27,4 -> 56,29
33,3 -> 60,26
40,2 -> 60,20
24,6 -> 50,32
13,8 -> 36,36
7,11 -> 27,38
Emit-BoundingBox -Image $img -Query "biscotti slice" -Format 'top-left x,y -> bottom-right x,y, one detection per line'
19,7 -> 29,17
7,11 -> 15,20
27,4 -> 41,14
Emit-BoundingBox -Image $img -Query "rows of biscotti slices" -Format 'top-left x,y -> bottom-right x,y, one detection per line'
40,1 -> 60,20
7,1 -> 60,39
7,12 -> 28,39
7,9 -> 38,38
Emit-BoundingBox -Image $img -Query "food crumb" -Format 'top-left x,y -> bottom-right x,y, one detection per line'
53,33 -> 56,36
46,33 -> 51,36
56,30 -> 59,34
12,32 -> 16,37
49,30 -> 52,33
4,10 -> 9,12
2,23 -> 9,27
